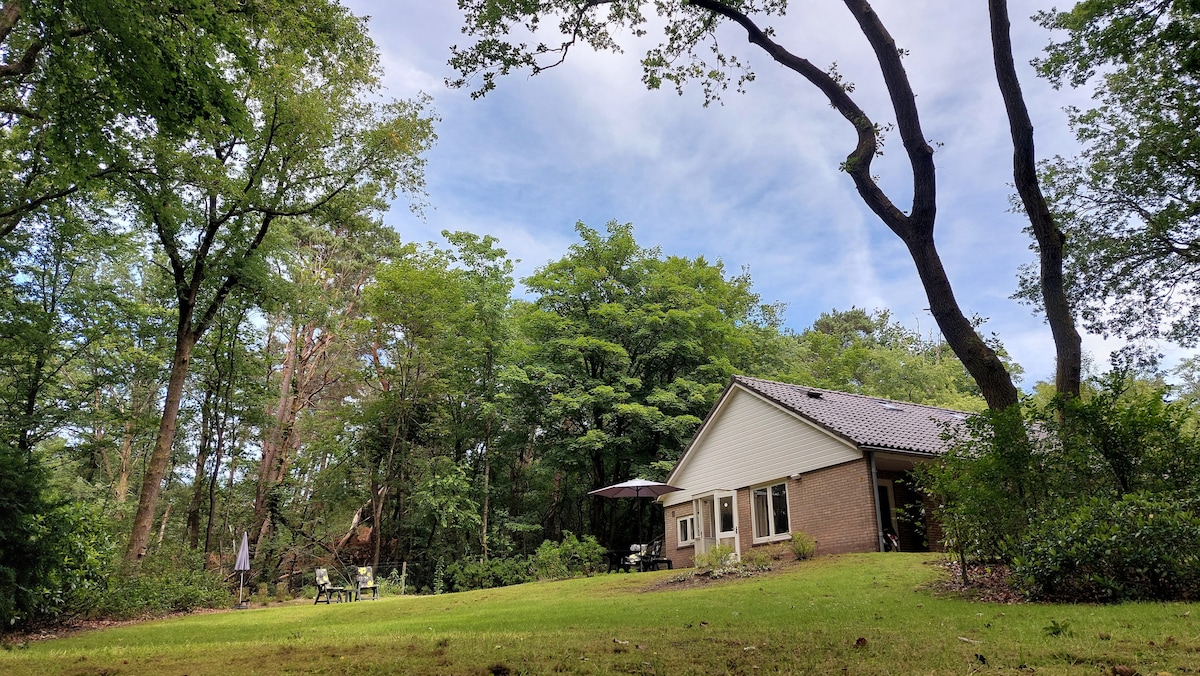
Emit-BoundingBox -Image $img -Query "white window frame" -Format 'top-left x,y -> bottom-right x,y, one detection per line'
677,515 -> 696,547
750,480 -> 791,543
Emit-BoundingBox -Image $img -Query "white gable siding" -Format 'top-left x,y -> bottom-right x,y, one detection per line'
664,387 -> 861,507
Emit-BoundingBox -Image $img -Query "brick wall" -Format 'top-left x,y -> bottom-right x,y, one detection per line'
790,459 -> 879,555
664,502 -> 695,570
663,458 -> 894,567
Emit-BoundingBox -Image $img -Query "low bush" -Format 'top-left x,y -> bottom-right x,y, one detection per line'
377,568 -> 407,596
739,547 -> 774,571
531,532 -> 606,581
443,556 -> 534,592
693,543 -> 735,573
1013,491 -> 1200,602
0,484 -> 112,630
789,531 -> 816,560
72,548 -> 230,620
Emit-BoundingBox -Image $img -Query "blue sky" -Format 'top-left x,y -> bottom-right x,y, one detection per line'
345,0 -> 1176,387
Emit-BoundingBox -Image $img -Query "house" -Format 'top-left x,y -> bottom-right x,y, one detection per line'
661,375 -> 967,569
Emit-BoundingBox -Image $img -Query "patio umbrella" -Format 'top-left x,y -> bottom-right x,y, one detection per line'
589,478 -> 682,545
234,531 -> 250,608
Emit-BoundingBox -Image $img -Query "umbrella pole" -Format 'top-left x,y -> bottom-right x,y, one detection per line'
636,487 -> 643,546
238,572 -> 244,607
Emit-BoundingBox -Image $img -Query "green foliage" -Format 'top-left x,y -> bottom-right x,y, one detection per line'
1013,492 -> 1200,602
0,450 -> 112,630
1028,1 -> 1200,344
1042,619 -> 1073,638
514,221 -> 778,544
763,308 -> 997,412
71,547 -> 229,620
739,547 -> 774,572
442,557 -> 535,593
919,368 -> 1200,600
789,531 -> 817,561
449,0 -> 783,104
530,532 -> 606,581
693,543 -> 735,572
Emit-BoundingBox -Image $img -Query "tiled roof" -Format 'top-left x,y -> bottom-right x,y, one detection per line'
732,376 -> 969,456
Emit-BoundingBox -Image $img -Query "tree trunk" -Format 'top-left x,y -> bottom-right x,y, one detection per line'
480,416 -> 492,561
186,388 -> 215,549
903,229 -> 1020,410
988,0 -> 1082,398
692,0 -> 1021,410
114,418 -> 134,504
125,328 -> 196,564
254,323 -> 298,547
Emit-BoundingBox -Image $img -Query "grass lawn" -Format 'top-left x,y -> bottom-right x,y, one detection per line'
2,553 -> 1198,675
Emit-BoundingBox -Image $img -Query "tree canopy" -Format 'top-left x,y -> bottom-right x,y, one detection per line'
1025,1 -> 1200,346
448,0 -> 1084,408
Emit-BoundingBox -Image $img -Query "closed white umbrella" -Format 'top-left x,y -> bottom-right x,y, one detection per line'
234,532 -> 250,608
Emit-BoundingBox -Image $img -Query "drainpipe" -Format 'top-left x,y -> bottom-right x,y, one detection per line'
867,450 -> 884,552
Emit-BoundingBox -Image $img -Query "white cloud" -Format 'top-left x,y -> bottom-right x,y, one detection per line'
343,0 -> 1194,386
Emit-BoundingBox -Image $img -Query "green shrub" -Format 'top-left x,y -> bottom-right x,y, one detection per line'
740,547 -> 773,571
300,585 -> 317,599
0,463 -> 113,630
1013,491 -> 1200,602
789,531 -> 817,560
377,568 -> 406,596
71,547 -> 230,619
531,531 -> 606,581
443,556 -> 534,592
693,544 -> 734,571
917,369 -> 1200,593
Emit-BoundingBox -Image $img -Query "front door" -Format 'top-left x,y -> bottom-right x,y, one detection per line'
694,491 -> 739,560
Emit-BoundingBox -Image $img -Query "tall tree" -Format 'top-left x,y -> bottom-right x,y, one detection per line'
514,221 -> 775,543
251,211 -> 405,559
1025,1 -> 1200,346
448,0 -> 1085,408
0,0 -> 256,241
359,244 -> 466,568
119,2 -> 434,564
441,231 -> 516,560
989,0 -> 1082,398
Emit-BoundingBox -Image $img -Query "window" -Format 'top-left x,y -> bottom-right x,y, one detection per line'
752,482 -> 790,542
677,515 -> 696,546
719,496 -> 734,534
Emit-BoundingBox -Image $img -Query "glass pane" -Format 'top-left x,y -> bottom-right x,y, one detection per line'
772,483 -> 789,536
678,518 -> 689,543
719,496 -> 734,533
753,488 -> 769,538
